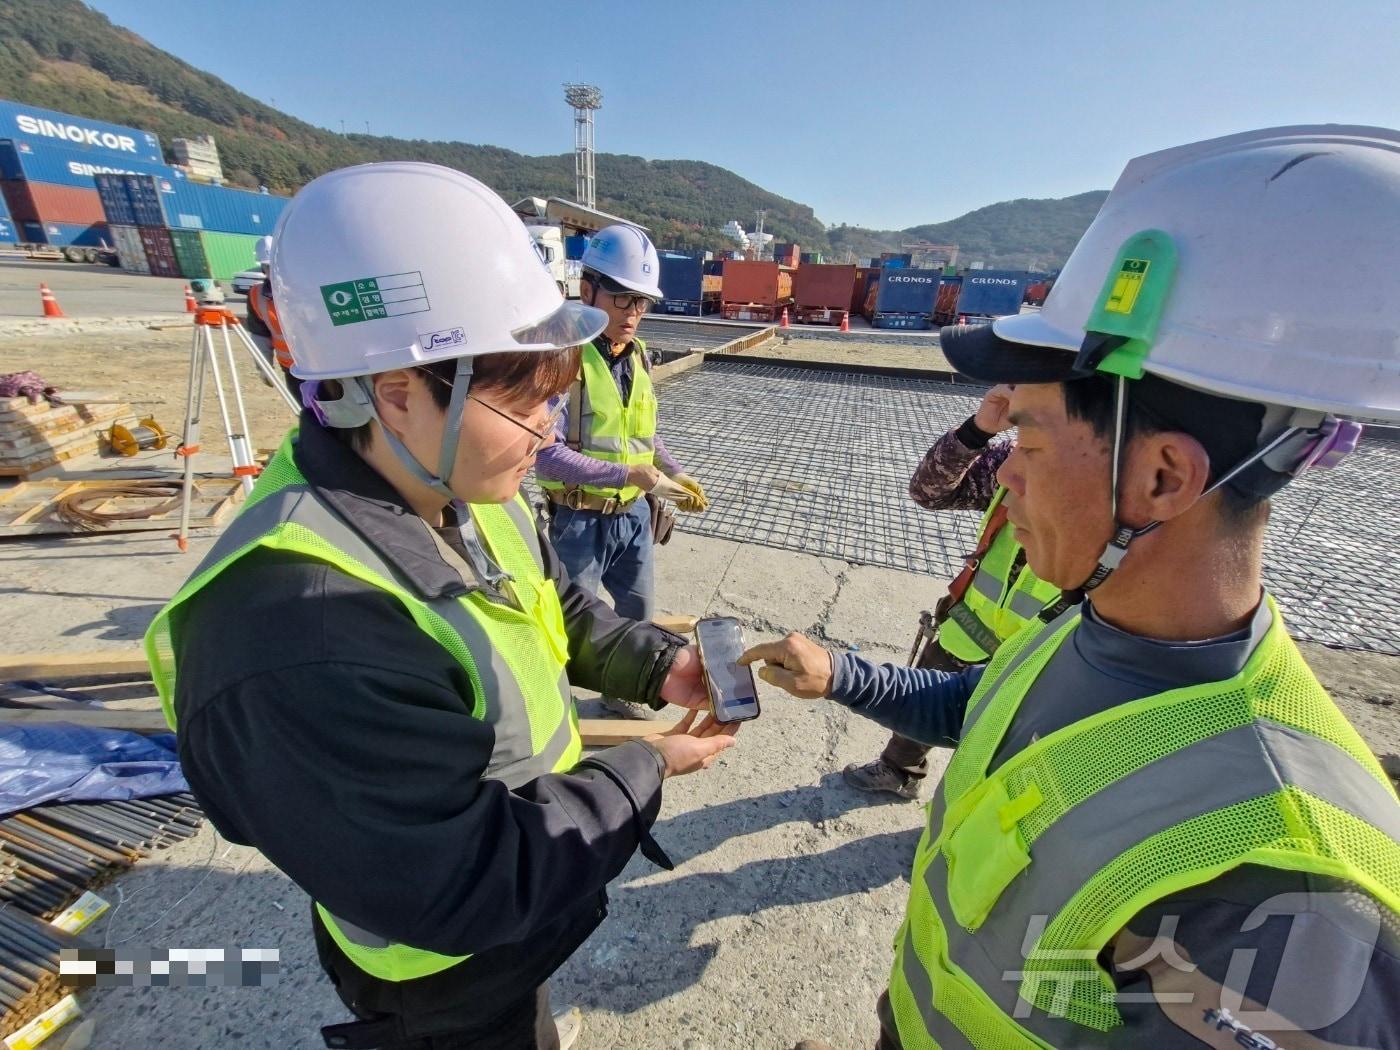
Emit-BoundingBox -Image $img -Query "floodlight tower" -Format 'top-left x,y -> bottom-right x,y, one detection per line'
563,83 -> 602,209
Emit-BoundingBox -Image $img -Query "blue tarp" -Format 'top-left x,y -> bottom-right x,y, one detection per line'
0,723 -> 186,816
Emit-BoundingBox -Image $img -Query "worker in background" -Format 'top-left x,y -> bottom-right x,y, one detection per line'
145,164 -> 738,1050
747,126 -> 1400,1048
843,382 -> 1060,800
536,224 -> 709,718
244,233 -> 299,398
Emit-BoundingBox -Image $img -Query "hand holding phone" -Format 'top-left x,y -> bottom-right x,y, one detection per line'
694,616 -> 762,724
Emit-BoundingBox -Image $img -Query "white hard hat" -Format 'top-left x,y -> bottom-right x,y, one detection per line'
581,224 -> 663,300
942,125 -> 1400,423
254,235 -> 273,266
272,162 -> 607,381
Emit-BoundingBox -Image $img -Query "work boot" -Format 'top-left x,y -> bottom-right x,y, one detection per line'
599,696 -> 666,720
842,758 -> 921,800
552,1005 -> 583,1050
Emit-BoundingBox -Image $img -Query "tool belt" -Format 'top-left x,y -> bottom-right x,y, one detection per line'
545,487 -> 640,515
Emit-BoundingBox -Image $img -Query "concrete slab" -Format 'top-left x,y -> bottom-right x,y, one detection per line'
825,564 -> 953,651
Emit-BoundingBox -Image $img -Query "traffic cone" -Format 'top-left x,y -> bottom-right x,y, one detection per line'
839,311 -> 850,332
779,306 -> 789,329
39,284 -> 64,318
183,285 -> 197,313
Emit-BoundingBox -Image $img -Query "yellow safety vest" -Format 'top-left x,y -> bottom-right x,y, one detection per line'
538,339 -> 658,503
890,599 -> 1400,1047
146,432 -> 581,982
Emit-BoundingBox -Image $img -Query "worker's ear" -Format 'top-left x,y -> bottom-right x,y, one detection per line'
579,279 -> 595,306
1119,431 -> 1212,528
369,369 -> 416,437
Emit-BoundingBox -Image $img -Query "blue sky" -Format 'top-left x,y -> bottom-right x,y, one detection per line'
87,0 -> 1400,230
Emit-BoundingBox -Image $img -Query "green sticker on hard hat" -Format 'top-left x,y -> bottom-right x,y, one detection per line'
320,272 -> 431,327
1084,230 -> 1177,379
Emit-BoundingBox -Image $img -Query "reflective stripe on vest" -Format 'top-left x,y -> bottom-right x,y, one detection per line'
890,598 -> 1400,1047
249,283 -> 292,369
144,434 -> 582,982
537,340 -> 657,502
938,488 -> 1060,664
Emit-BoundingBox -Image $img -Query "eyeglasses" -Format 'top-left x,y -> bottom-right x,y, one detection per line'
469,395 -> 564,456
415,366 -> 563,455
598,291 -> 652,313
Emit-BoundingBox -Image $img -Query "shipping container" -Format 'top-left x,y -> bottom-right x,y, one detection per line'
1,180 -> 105,225
0,139 -> 175,191
0,100 -> 162,165
793,264 -> 856,325
0,192 -> 12,243
720,260 -> 793,321
198,230 -> 262,280
657,252 -> 719,316
799,252 -> 823,264
955,270 -> 1031,320
94,173 -> 137,226
114,174 -> 287,234
880,252 -> 913,266
139,226 -> 181,278
21,220 -> 108,248
169,228 -> 211,279
871,268 -> 941,329
852,267 -> 879,316
933,277 -> 962,326
109,224 -> 150,274
565,234 -> 588,260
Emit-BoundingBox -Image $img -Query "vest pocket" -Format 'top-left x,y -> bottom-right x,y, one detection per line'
942,778 -> 1041,930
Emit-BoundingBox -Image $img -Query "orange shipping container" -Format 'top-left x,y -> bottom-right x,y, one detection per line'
1,181 -> 106,225
722,260 -> 789,306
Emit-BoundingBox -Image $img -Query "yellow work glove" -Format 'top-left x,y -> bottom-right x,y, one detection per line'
647,474 -> 692,504
671,474 -> 709,513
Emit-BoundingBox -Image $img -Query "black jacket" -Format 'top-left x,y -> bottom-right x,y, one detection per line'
170,417 -> 686,1008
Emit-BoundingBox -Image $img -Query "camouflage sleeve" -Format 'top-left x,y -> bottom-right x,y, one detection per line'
908,421 -> 1014,513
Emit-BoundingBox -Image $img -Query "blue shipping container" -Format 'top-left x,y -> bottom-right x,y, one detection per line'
956,270 -> 1031,319
0,139 -> 177,190
22,220 -> 109,247
0,193 -> 13,243
873,268 -> 940,315
93,173 -> 137,226
658,253 -> 705,302
565,235 -> 588,260
120,174 -> 288,234
0,100 -> 162,165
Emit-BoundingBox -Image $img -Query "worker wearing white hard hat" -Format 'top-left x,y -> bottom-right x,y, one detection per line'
745,127 -> 1400,1049
145,163 -> 738,1049
537,224 -> 710,719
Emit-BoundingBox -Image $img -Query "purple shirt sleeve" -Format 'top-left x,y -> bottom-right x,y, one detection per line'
533,394 -> 682,486
533,396 -> 630,489
652,435 -> 682,476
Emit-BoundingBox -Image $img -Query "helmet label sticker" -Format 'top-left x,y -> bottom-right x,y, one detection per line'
1105,258 -> 1149,315
320,271 -> 430,326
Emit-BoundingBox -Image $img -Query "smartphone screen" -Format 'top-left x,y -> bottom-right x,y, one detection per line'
695,617 -> 761,723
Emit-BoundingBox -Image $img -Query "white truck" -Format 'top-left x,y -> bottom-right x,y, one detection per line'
527,224 -> 580,299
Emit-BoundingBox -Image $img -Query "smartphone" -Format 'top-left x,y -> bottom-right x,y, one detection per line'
694,616 -> 761,724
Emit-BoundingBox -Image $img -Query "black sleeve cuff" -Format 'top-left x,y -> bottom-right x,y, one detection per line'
955,415 -> 995,449
642,632 -> 688,710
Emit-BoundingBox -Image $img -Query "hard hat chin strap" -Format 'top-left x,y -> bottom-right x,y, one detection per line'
349,356 -> 472,504
1057,379 -> 1358,613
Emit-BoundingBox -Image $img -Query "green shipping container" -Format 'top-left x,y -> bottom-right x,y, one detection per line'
169,228 -> 211,280
198,230 -> 261,281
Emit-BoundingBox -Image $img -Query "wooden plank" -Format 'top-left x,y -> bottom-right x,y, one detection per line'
0,652 -> 152,679
653,614 -> 698,634
0,707 -> 669,746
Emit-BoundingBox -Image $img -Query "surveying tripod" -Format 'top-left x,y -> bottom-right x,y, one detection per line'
173,306 -> 299,551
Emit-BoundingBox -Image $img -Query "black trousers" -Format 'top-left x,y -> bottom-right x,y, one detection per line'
881,638 -> 971,781
313,906 -> 560,1050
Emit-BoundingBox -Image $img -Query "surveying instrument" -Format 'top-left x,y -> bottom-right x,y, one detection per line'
173,279 -> 298,551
